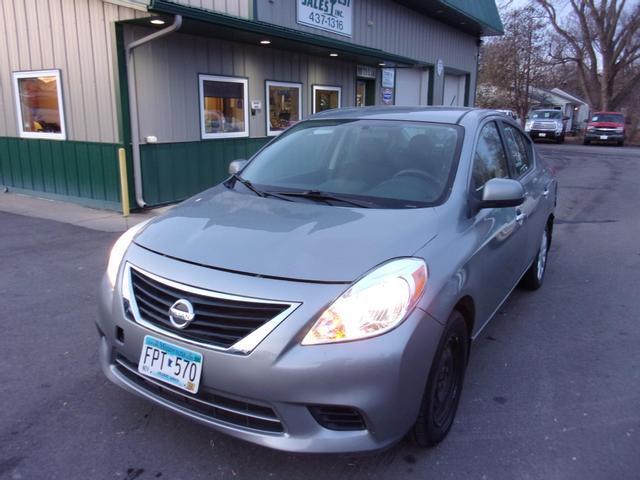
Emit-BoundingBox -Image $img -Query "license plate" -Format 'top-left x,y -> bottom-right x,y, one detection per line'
138,335 -> 203,394
538,133 -> 546,137
600,135 -> 608,140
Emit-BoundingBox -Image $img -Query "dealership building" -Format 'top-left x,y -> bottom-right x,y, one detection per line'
0,0 -> 502,210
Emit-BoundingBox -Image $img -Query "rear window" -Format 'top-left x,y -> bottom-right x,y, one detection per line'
591,114 -> 624,123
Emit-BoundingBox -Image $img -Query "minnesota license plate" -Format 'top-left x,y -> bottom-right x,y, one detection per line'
600,135 -> 608,140
538,133 -> 546,137
138,335 -> 203,394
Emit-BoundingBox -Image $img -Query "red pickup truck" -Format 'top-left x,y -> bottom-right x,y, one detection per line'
583,112 -> 626,146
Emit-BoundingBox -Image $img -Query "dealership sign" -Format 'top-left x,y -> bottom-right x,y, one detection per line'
297,0 -> 353,37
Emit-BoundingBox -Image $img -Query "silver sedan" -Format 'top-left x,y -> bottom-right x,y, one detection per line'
97,107 -> 557,453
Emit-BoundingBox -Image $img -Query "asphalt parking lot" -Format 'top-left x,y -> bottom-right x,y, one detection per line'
1,143 -> 639,480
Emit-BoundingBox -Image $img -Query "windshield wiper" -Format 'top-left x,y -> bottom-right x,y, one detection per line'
229,174 -> 293,202
266,190 -> 373,208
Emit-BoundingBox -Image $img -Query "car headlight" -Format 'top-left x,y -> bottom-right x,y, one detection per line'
615,127 -> 624,133
106,220 -> 150,288
524,121 -> 532,131
587,126 -> 595,132
301,258 -> 427,345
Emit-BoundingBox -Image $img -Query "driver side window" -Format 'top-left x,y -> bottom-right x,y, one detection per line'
472,122 -> 509,191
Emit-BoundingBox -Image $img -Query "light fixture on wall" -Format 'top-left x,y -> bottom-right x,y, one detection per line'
150,18 -> 166,25
260,40 -> 271,45
330,53 -> 339,57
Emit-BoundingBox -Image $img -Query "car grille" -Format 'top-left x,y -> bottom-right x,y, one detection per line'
129,267 -> 290,349
532,121 -> 557,130
592,128 -> 618,134
309,405 -> 366,431
114,355 -> 285,433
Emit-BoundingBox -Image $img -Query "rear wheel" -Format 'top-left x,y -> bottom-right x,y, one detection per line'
411,311 -> 468,447
521,225 -> 550,290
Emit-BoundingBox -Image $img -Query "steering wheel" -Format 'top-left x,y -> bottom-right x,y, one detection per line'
393,169 -> 440,186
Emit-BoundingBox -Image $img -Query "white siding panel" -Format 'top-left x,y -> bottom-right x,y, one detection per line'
0,7 -> 14,134
0,0 -> 148,142
168,0 -> 251,17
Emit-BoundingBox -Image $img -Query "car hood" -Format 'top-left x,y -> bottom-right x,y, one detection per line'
134,186 -> 439,283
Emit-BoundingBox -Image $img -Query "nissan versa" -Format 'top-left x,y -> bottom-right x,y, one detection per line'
97,107 -> 557,453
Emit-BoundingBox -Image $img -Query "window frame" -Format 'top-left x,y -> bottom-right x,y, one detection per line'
312,84 -> 342,114
470,120 -> 511,193
265,80 -> 303,137
12,69 -> 67,140
198,74 -> 249,140
499,121 -> 536,180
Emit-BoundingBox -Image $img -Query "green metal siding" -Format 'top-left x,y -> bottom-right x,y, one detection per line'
0,137 -> 122,210
140,137 -> 270,206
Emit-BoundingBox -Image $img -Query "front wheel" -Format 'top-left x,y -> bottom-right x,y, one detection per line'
521,225 -> 550,290
411,311 -> 468,447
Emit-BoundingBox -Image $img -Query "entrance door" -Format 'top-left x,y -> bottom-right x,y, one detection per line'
395,68 -> 429,105
356,79 -> 375,107
443,74 -> 466,106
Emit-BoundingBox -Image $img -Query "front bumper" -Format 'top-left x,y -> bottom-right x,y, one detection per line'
584,132 -> 624,142
97,244 -> 443,453
527,129 -> 562,140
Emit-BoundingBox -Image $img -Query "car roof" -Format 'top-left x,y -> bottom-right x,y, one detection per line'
308,106 -> 498,125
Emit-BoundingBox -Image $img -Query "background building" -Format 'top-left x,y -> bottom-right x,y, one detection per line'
0,0 -> 503,210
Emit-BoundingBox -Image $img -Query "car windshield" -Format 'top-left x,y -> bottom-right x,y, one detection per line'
591,114 -> 623,123
531,111 -> 562,119
238,119 -> 461,208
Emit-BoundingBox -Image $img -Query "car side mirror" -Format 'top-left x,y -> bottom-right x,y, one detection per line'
228,159 -> 248,175
478,178 -> 525,209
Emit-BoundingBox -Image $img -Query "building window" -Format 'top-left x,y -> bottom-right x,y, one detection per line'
199,74 -> 249,139
312,85 -> 341,114
266,81 -> 302,136
13,69 -> 66,140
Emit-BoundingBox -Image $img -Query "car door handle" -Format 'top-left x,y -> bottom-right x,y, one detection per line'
516,210 -> 527,225
542,187 -> 550,198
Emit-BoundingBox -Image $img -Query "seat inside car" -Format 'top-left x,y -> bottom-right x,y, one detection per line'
404,134 -> 441,179
331,133 -> 395,192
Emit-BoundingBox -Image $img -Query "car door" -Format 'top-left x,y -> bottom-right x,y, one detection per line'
499,122 -> 547,272
466,121 -> 526,331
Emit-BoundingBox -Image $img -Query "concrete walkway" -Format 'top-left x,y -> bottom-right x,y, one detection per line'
0,191 -> 172,232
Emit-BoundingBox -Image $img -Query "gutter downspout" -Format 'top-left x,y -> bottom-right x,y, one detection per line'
126,15 -> 182,208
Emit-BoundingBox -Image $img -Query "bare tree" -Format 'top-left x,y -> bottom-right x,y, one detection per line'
536,0 -> 640,111
477,6 -> 550,120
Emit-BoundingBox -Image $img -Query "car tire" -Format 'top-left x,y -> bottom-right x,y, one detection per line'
521,224 -> 550,290
583,139 -> 590,145
618,140 -> 625,147
411,311 -> 468,448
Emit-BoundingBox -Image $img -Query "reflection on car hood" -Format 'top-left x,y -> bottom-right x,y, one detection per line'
134,185 -> 439,283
